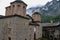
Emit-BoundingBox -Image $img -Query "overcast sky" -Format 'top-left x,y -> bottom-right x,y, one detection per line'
0,0 -> 52,15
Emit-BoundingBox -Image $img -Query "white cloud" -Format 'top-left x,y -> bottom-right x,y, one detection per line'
0,0 -> 14,15
23,0 -> 52,8
23,0 -> 52,5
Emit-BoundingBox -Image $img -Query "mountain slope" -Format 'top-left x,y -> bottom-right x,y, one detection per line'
27,0 -> 60,23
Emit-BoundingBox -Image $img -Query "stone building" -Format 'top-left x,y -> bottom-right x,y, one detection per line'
0,0 -> 42,40
0,0 -> 60,40
42,23 -> 60,40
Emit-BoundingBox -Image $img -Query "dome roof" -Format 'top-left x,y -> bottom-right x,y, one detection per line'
32,12 -> 41,15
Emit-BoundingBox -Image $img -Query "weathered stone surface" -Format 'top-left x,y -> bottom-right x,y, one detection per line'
0,16 -> 42,40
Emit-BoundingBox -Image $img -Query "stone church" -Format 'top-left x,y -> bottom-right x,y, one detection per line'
0,0 -> 60,40
0,0 -> 42,40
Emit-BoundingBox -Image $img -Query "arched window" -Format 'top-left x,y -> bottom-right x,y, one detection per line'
13,5 -> 15,8
17,5 -> 20,7
8,37 -> 11,40
25,38 -> 27,40
23,6 -> 25,8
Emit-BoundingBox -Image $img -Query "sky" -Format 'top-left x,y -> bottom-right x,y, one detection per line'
0,0 -> 52,15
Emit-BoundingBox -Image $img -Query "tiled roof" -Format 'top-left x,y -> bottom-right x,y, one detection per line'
0,15 -> 29,20
41,23 -> 60,27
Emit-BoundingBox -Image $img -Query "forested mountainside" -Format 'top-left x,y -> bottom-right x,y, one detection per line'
27,0 -> 60,23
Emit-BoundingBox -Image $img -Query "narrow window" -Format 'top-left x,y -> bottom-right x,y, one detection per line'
34,33 -> 36,40
23,6 -> 25,8
17,5 -> 20,7
8,37 -> 11,40
13,5 -> 15,7
9,6 -> 11,10
25,38 -> 27,40
8,28 -> 11,34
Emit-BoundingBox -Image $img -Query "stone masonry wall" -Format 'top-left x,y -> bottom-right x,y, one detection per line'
1,16 -> 35,40
0,16 -> 42,40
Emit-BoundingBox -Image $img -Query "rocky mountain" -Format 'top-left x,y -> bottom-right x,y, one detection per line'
27,0 -> 60,23
27,6 -> 43,16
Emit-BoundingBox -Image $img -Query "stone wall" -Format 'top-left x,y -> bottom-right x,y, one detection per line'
0,16 -> 36,40
0,18 -> 8,40
36,23 -> 42,39
5,17 -> 29,40
0,16 -> 42,40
